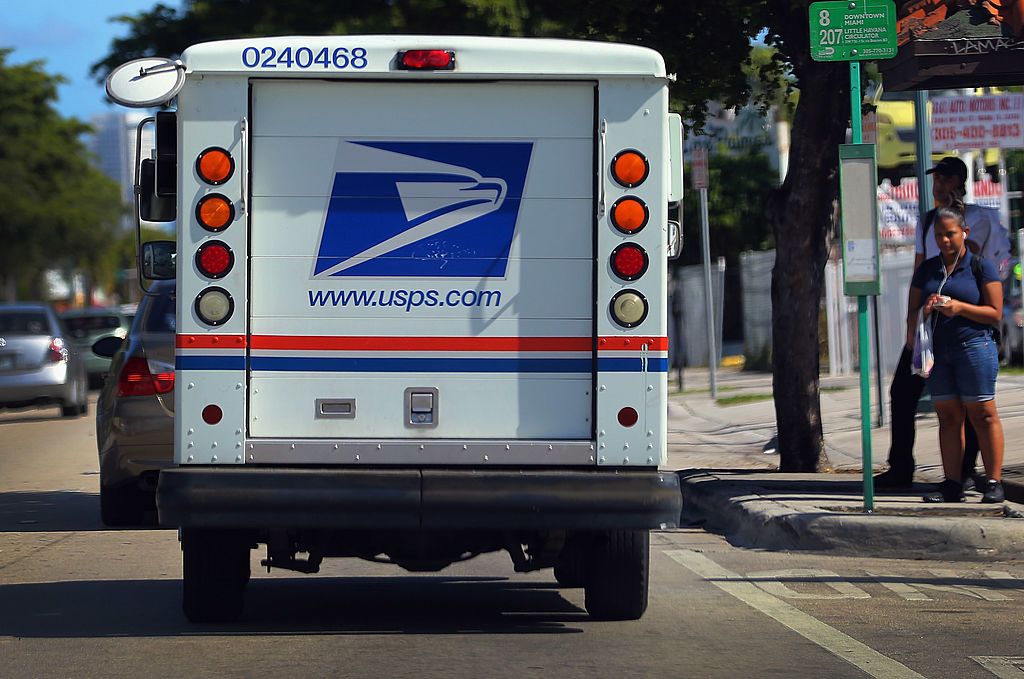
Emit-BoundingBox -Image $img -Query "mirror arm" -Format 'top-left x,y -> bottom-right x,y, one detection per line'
133,116 -> 156,296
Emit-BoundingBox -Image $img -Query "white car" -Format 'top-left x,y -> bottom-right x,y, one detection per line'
0,303 -> 88,417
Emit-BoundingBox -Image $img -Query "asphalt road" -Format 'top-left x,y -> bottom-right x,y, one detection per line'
2,399 -> 1024,679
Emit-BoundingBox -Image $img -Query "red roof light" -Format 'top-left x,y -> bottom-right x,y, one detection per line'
398,50 -> 455,70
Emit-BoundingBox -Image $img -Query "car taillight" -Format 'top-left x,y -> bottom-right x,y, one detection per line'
47,338 -> 67,363
118,357 -> 174,397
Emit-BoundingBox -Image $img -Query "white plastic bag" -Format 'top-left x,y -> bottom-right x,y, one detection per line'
911,312 -> 934,378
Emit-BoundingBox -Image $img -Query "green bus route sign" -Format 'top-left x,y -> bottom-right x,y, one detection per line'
809,0 -> 897,62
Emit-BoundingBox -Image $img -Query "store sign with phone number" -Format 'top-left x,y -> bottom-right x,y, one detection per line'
931,94 -> 1024,151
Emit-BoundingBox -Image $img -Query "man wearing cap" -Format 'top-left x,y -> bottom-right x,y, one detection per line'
875,156 -> 1010,490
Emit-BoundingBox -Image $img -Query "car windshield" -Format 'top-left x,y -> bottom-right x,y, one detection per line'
145,293 -> 176,333
63,315 -> 122,335
0,312 -> 50,336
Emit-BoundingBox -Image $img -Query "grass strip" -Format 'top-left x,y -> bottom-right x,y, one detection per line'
715,393 -> 774,406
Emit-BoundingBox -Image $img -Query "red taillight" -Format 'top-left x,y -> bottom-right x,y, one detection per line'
398,50 -> 454,70
196,241 -> 233,278
47,338 -> 67,363
202,404 -> 223,425
618,407 -> 639,427
611,244 -> 649,280
118,357 -> 174,397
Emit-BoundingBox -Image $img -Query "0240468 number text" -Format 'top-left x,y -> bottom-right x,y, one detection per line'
240,46 -> 368,70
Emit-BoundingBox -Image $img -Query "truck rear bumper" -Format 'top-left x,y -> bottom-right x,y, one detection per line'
156,467 -> 681,531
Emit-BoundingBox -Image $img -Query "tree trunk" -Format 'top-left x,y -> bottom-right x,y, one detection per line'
767,10 -> 851,472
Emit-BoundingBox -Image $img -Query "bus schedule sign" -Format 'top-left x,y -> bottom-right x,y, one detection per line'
809,0 -> 897,62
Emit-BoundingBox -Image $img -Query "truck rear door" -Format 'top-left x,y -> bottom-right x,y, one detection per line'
247,80 -> 595,444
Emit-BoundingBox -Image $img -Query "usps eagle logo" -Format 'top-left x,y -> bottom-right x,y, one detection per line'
313,141 -> 533,278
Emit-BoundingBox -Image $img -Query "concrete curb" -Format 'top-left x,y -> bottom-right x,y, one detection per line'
679,470 -> 1024,561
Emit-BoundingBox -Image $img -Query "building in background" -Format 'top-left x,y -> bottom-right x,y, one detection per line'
87,111 -> 153,231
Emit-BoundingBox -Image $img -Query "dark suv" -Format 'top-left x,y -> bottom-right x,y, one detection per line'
93,281 -> 175,526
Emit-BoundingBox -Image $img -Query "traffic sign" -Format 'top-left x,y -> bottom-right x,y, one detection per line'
809,0 -> 897,62
691,147 -> 708,190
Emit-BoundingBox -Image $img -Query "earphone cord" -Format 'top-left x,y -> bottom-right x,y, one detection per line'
932,245 -> 964,331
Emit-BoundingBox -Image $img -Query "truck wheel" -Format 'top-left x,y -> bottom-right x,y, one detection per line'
100,483 -> 145,527
182,528 -> 251,623
553,535 -> 586,588
583,529 -> 649,621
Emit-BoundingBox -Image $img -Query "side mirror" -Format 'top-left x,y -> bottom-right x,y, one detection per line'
141,240 -> 176,281
667,220 -> 682,260
139,158 -> 176,222
92,336 -> 124,358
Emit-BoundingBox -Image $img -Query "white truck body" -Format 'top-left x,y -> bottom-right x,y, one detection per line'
114,35 -> 681,622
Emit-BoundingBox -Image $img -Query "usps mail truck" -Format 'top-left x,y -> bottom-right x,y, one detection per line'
107,35 -> 683,623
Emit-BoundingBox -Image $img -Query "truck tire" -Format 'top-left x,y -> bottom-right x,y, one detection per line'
583,529 -> 649,621
553,535 -> 586,588
100,483 -> 145,527
182,528 -> 251,623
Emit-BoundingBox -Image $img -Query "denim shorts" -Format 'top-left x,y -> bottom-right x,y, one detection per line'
927,335 -> 998,403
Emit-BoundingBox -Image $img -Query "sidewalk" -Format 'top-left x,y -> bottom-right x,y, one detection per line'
667,365 -> 1024,560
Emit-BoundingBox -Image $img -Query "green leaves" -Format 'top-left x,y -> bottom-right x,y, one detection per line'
0,50 -> 122,300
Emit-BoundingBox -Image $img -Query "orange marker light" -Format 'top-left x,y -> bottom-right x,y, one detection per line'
196,194 -> 234,230
196,147 -> 234,185
611,197 -> 649,233
612,150 -> 649,187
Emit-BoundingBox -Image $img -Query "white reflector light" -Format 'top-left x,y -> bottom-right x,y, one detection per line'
195,287 -> 233,326
611,290 -> 648,328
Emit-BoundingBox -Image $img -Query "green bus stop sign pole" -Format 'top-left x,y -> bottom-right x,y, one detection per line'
811,0 -> 897,512
850,62 -> 874,513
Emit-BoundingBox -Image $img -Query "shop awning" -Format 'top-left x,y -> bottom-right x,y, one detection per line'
881,0 -> 1024,90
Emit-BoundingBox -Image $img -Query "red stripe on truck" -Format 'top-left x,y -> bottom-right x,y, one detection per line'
176,334 -> 247,348
244,335 -> 668,352
250,336 -> 591,352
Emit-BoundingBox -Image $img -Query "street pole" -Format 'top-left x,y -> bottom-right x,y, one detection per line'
913,89 -> 933,425
699,186 -> 718,399
851,60 -> 874,513
872,295 -> 885,427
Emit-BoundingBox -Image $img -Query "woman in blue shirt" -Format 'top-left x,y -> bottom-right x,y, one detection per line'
909,201 -> 1005,503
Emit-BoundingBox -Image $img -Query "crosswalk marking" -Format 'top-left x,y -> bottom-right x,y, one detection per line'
868,573 -> 932,601
970,656 -> 1024,678
666,549 -> 927,679
746,569 -> 871,599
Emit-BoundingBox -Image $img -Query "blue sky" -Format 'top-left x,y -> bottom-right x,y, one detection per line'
0,1 -> 181,120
